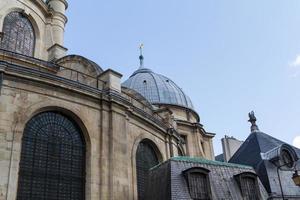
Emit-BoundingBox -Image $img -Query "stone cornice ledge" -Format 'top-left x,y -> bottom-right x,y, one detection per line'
1,61 -> 178,137
104,90 -> 170,132
18,0 -> 50,17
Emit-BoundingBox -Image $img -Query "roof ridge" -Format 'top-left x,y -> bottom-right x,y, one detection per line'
172,156 -> 253,169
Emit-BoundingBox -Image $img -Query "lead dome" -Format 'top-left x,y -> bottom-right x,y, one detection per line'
123,66 -> 194,110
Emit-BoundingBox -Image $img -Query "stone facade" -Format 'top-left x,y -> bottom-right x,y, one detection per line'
0,1 -> 215,199
0,0 -> 67,61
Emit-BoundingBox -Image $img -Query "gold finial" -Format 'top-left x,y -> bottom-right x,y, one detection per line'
139,43 -> 144,52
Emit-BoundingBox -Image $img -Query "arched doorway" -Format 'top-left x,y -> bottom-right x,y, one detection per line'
136,139 -> 160,200
17,112 -> 85,200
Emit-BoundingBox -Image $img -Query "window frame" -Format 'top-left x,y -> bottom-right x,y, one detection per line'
16,112 -> 86,200
0,11 -> 35,56
234,172 -> 260,200
183,167 -> 212,200
136,139 -> 160,200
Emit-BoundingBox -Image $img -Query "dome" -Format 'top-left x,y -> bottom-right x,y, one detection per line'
123,67 -> 194,109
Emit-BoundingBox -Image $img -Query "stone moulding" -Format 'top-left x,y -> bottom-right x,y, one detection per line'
0,61 -> 5,95
0,48 -> 59,72
105,90 -> 172,134
0,60 -> 181,141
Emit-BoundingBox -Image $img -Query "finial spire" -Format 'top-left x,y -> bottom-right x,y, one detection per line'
139,43 -> 144,68
248,111 -> 259,133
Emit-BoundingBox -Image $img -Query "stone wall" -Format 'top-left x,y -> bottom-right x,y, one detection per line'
0,56 -> 186,199
0,76 -> 102,199
0,0 -> 67,60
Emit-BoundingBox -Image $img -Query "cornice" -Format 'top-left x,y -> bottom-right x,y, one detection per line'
153,103 -> 200,122
50,10 -> 68,24
0,60 -> 184,142
18,0 -> 51,17
176,119 -> 215,138
46,0 -> 68,9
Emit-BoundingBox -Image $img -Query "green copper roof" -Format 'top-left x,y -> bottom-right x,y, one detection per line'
170,156 -> 253,169
150,156 -> 253,171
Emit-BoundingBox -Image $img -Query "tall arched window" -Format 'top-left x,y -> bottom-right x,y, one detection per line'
136,140 -> 160,200
17,112 -> 85,200
0,12 -> 35,56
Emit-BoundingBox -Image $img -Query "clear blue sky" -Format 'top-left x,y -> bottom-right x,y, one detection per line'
64,0 -> 300,155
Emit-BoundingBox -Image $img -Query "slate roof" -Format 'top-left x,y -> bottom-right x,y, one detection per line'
146,156 -> 269,200
215,153 -> 224,162
229,131 -> 300,167
229,131 -> 300,196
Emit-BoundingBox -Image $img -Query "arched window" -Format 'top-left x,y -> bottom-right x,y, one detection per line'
17,112 -> 85,200
242,177 -> 259,199
183,167 -> 212,200
0,12 -> 35,56
234,172 -> 260,200
136,140 -> 160,200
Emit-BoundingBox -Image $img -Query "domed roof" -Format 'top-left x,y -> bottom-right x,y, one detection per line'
123,67 -> 194,109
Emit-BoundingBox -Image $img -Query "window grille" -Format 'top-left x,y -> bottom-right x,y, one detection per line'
0,12 -> 35,56
136,141 -> 159,200
235,172 -> 259,200
183,167 -> 211,200
17,112 -> 85,200
241,177 -> 259,200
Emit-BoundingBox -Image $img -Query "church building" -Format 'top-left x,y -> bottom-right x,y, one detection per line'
0,0 -> 215,199
2,1 -> 298,199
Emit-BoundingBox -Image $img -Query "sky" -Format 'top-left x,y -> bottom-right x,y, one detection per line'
64,0 -> 300,155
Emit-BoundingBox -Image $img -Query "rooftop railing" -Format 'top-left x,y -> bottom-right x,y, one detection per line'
0,48 -> 106,89
0,48 -> 177,133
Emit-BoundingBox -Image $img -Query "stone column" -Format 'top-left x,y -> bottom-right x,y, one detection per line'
46,0 -> 68,61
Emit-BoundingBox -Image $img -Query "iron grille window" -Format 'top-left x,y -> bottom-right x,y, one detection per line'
136,140 -> 159,200
17,112 -> 85,200
0,12 -> 35,56
235,172 -> 259,200
241,177 -> 259,200
183,167 -> 211,200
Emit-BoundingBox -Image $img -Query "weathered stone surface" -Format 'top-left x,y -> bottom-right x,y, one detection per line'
0,0 -> 67,61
